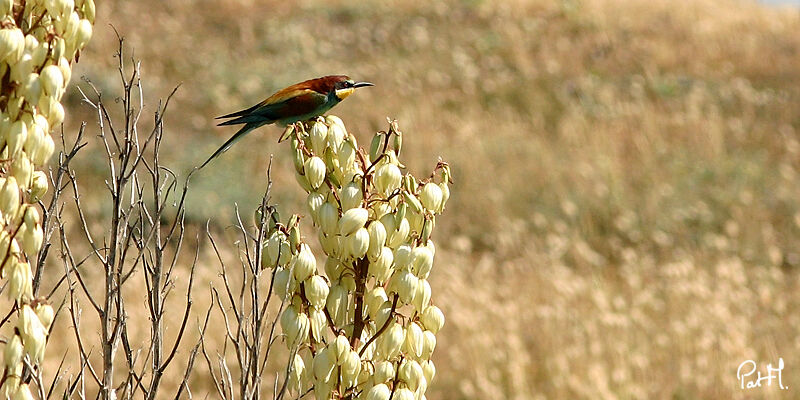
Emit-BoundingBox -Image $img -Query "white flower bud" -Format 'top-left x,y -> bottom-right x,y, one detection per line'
80,0 -> 95,23
20,73 -> 41,106
347,227 -> 369,259
280,306 -> 309,347
421,330 -> 436,360
318,202 -> 339,235
339,182 -> 363,211
340,350 -> 361,388
291,243 -> 316,282
422,360 -> 436,383
46,98 -> 65,127
40,65 -> 64,97
393,245 -> 413,269
421,305 -> 444,334
370,300 -> 392,328
6,120 -> 27,158
0,28 -> 24,64
323,256 -> 344,280
308,120 -> 328,155
419,182 -> 443,212
326,284 -> 348,327
337,139 -> 357,172
306,191 -> 325,224
309,306 -> 326,343
366,221 -> 387,260
399,359 -> 424,391
8,260 -> 32,302
23,206 -> 39,228
411,246 -> 434,278
12,383 -> 34,400
373,360 -> 394,383
412,279 -> 431,313
21,223 -> 43,256
29,171 -> 48,203
338,207 -> 368,236
3,334 -> 23,370
0,177 -> 20,216
303,156 -> 326,190
34,304 -> 54,331
288,353 -> 305,393
377,321 -> 404,361
364,286 -> 388,319
390,269 -> 417,305
318,231 -> 341,258
312,346 -> 335,383
365,383 -> 391,400
387,217 -> 410,248
393,387 -> 415,400
325,119 -> 346,151
403,322 -> 424,358
273,267 -> 295,300
304,275 -> 329,309
18,305 -> 46,362
374,163 -> 402,195
368,246 -> 394,283
331,333 -> 350,364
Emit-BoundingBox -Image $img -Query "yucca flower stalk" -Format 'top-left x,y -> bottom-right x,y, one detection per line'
263,116 -> 450,400
0,0 -> 93,397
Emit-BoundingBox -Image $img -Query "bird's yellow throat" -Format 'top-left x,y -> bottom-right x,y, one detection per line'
335,87 -> 355,100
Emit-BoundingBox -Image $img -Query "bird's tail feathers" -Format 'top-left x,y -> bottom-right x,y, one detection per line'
215,103 -> 261,120
199,122 -> 264,169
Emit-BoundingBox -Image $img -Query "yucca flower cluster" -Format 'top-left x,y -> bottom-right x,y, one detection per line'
263,116 -> 450,400
0,0 -> 93,397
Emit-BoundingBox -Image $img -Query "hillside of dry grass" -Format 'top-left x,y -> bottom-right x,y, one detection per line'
47,0 -> 800,398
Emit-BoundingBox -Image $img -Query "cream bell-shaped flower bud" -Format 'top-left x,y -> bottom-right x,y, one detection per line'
373,360 -> 394,383
324,257 -> 344,280
411,246 -> 434,278
4,334 -> 23,370
338,207 -> 368,236
0,176 -> 20,216
368,246 -> 394,283
318,202 -> 339,235
393,387 -> 415,400
40,65 -> 64,97
308,306 -> 326,343
339,182 -> 362,210
23,206 -> 39,228
19,306 -> 46,363
374,163 -> 402,195
8,260 -> 32,302
366,221 -> 387,260
304,275 -> 329,309
0,28 -> 24,64
326,284 -> 348,327
366,383 -> 391,400
303,156 -> 326,190
419,182 -> 443,212
390,269 -> 418,305
340,350 -> 361,388
313,346 -> 336,383
273,267 -> 295,301
421,330 -> 436,360
0,0 -> 11,17
306,191 -> 325,224
412,279 -> 432,313
337,139 -> 357,171
332,334 -> 350,364
288,353 -> 305,393
403,321 -> 424,359
371,300 -> 393,328
393,245 -> 413,269
46,99 -> 65,127
12,383 -> 34,400
377,321 -> 404,360
81,0 -> 96,23
421,305 -> 444,334
30,171 -> 48,203
364,286 -> 388,318
75,18 -> 93,51
325,120 -> 346,152
348,227 -> 369,259
281,306 -> 309,348
308,120 -> 328,155
399,359 -> 425,391
318,231 -> 341,258
34,303 -> 54,331
21,224 -> 43,256
422,360 -> 436,384
21,73 -> 41,106
291,243 -> 316,282
7,120 -> 27,158
388,217 -> 410,248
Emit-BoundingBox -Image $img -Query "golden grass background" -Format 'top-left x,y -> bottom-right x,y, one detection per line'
42,0 -> 800,398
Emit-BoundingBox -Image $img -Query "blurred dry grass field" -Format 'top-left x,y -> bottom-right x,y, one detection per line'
43,0 -> 800,398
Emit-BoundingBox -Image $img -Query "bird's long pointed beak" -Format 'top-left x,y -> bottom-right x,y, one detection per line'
353,82 -> 374,88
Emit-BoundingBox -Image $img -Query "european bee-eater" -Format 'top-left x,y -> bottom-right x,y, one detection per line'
200,75 -> 373,168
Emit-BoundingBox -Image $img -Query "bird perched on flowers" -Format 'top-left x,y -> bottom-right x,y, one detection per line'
200,75 -> 373,168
